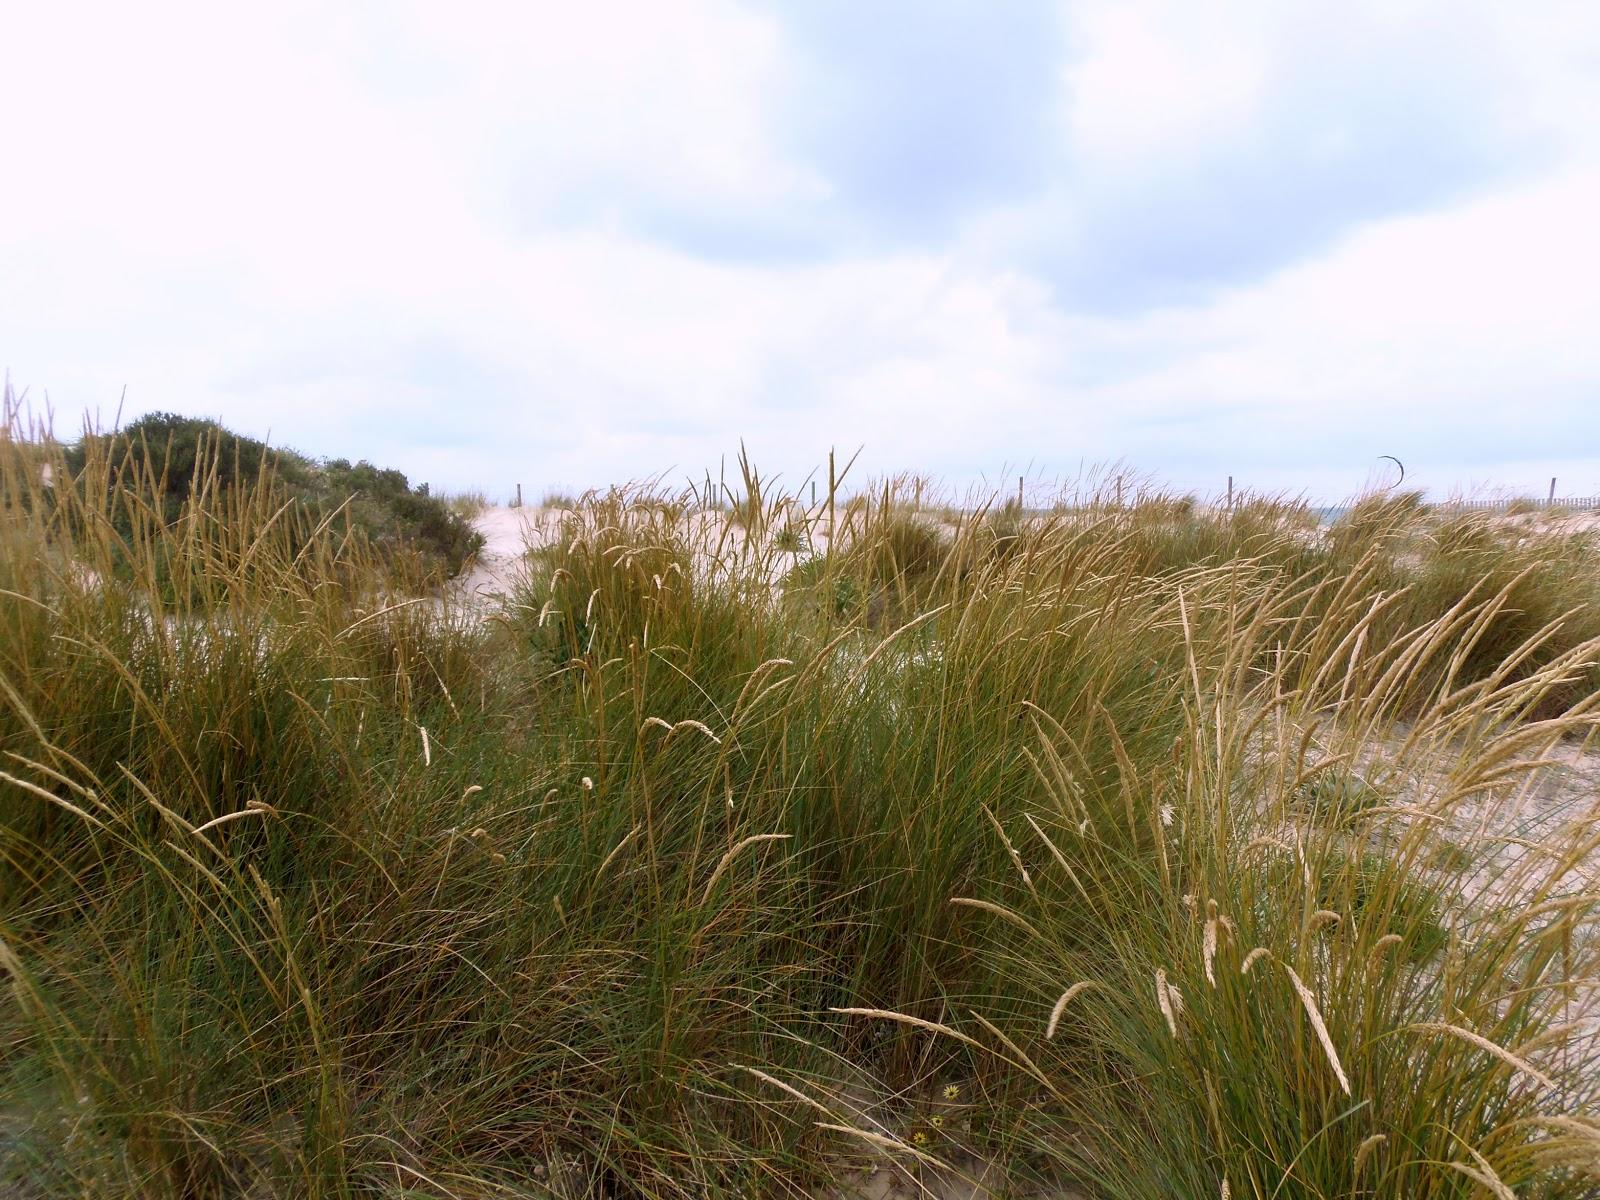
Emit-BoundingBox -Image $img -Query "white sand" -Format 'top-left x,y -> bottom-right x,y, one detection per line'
453,505 -> 563,602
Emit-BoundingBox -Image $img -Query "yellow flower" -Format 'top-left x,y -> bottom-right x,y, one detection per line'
930,1115 -> 945,1128
911,1130 -> 931,1147
942,1084 -> 961,1100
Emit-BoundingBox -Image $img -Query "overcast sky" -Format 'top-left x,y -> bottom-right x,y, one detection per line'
4,1 -> 1599,503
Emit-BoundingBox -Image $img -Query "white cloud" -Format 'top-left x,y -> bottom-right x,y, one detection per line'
1,0 -> 1597,502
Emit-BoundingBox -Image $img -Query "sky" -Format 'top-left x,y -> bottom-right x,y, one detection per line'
3,0 -> 1599,504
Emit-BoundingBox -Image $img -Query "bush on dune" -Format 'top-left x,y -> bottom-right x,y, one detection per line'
63,411 -> 483,583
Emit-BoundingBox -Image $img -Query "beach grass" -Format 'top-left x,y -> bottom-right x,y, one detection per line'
2,408 -> 1598,1197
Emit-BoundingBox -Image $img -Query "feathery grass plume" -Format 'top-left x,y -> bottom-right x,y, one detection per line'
1203,899 -> 1220,985
950,897 -> 1043,938
700,833 -> 791,904
1449,1144 -> 1519,1200
1046,982 -> 1104,1040
1353,1133 -> 1387,1177
829,1009 -> 987,1054
982,802 -> 1034,890
1367,933 -> 1404,964
1282,964 -> 1351,1095
1408,1022 -> 1558,1091
1155,969 -> 1180,1038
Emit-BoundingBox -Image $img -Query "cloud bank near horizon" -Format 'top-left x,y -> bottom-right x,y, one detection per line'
3,0 -> 1598,502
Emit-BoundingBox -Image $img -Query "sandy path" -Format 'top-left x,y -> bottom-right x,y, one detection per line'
454,505 -> 563,603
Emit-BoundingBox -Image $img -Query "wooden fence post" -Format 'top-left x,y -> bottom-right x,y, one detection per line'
828,450 -> 836,546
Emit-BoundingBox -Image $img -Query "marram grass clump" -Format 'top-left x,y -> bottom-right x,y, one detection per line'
2,414 -> 1598,1198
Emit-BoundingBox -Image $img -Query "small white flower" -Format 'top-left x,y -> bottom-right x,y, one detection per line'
1160,803 -> 1175,827
580,776 -> 594,791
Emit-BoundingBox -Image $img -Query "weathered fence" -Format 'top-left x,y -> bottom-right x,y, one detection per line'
1433,497 -> 1600,512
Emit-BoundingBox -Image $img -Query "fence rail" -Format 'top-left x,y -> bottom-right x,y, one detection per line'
1432,497 -> 1600,512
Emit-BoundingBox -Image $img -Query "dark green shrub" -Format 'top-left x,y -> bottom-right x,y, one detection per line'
65,411 -> 304,525
66,415 -> 483,580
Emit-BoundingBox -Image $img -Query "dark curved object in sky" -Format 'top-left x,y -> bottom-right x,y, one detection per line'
1379,455 -> 1406,487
